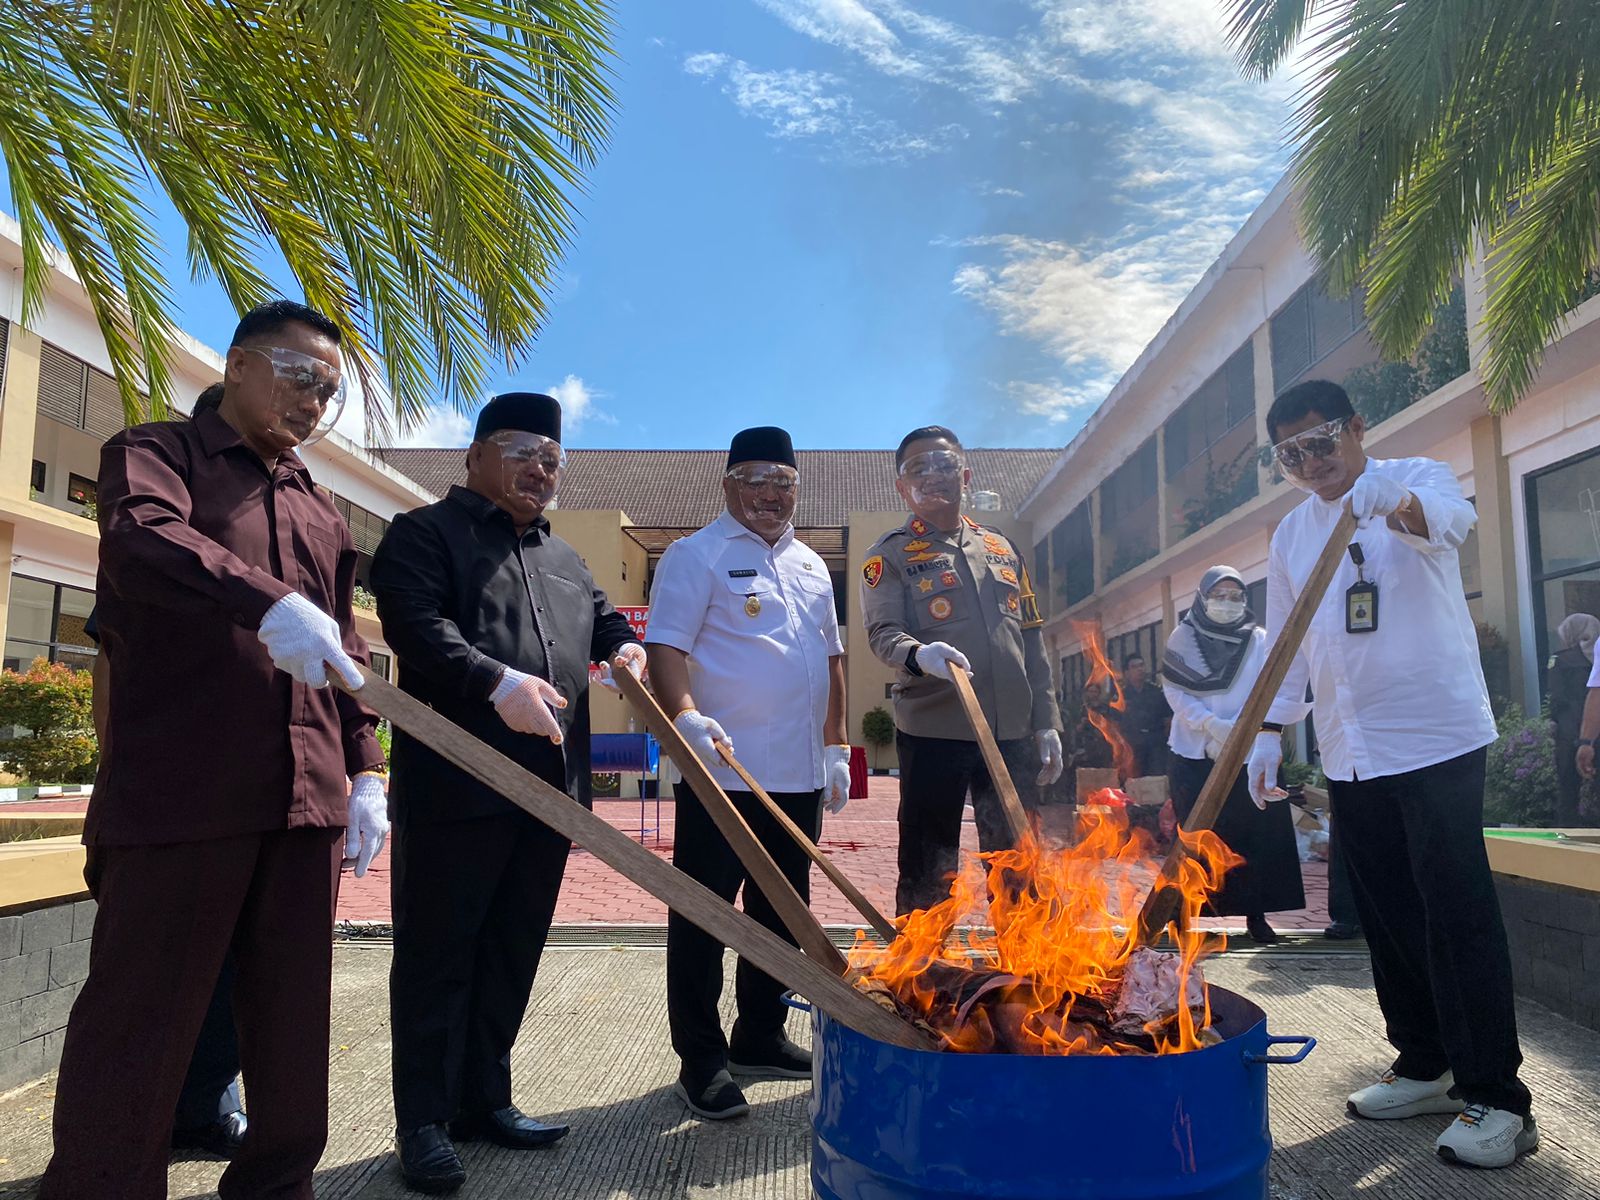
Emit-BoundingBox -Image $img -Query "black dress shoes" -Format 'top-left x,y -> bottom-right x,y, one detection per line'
1245,914 -> 1279,944
448,1105 -> 570,1149
395,1123 -> 467,1194
1324,920 -> 1362,940
171,1108 -> 248,1159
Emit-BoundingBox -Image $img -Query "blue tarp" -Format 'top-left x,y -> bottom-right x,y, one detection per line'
589,733 -> 659,774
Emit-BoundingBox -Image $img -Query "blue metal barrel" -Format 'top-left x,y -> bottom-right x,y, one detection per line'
806,986 -> 1312,1200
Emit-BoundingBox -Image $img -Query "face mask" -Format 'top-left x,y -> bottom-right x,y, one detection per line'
1204,598 -> 1246,625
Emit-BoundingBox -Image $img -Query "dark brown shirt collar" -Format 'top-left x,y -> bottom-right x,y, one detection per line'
193,406 -> 309,475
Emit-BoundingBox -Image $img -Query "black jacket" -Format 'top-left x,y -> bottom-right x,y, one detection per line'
370,486 -> 636,823
1549,645 -> 1591,747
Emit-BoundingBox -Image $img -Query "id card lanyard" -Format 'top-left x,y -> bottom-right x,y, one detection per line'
1345,544 -> 1378,634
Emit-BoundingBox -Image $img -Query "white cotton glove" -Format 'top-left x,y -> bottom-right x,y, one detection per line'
1347,473 -> 1410,522
596,643 -> 647,692
674,708 -> 734,764
1201,715 -> 1235,759
256,592 -> 363,689
491,667 -> 567,743
823,744 -> 852,814
1034,728 -> 1064,786
344,772 -> 389,877
914,642 -> 972,681
1246,731 -> 1287,810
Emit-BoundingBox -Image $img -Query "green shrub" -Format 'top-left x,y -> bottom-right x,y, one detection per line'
375,719 -> 392,762
0,659 -> 98,783
1483,705 -> 1559,827
861,705 -> 895,770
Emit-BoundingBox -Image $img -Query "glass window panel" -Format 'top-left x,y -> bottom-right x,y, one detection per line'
1541,570 -> 1600,653
55,647 -> 96,673
1308,281 -> 1359,360
1270,290 -> 1311,390
5,577 -> 55,644
1529,450 -> 1600,577
4,640 -> 50,673
1225,345 -> 1256,429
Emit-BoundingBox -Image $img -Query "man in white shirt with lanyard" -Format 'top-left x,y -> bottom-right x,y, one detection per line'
645,426 -> 851,1122
1247,379 -> 1534,1170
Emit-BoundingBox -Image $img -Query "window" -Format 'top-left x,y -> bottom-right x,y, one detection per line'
1052,500 -> 1094,608
326,492 -> 392,588
1033,535 -> 1051,622
1459,499 -> 1484,624
30,460 -> 45,496
1525,448 -> 1600,699
3,576 -> 98,673
1271,278 -> 1469,428
67,473 -> 97,508
829,569 -> 847,624
35,343 -> 134,438
1163,345 -> 1259,543
1099,438 -> 1159,581
370,651 -> 393,682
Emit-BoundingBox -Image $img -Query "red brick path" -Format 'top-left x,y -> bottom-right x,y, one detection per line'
3,781 -> 1333,931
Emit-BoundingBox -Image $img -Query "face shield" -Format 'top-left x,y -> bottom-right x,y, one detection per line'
241,346 -> 347,448
725,461 -> 798,536
1270,417 -> 1351,493
481,430 -> 564,511
898,448 -> 967,509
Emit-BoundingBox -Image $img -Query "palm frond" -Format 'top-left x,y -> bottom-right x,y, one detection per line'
0,0 -> 615,433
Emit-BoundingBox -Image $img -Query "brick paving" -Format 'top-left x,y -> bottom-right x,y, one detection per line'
3,779 -> 1334,932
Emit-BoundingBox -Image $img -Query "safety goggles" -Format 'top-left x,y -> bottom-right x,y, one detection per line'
486,431 -> 564,474
241,346 -> 347,408
1270,417 -> 1351,473
898,449 -> 965,481
725,463 -> 798,494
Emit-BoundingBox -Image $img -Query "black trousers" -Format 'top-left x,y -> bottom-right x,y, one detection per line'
42,828 -> 342,1200
666,782 -> 820,1075
1325,818 -> 1361,929
894,731 -> 1038,916
173,954 -> 243,1131
1168,754 -> 1304,917
390,810 -> 571,1131
1330,748 -> 1531,1115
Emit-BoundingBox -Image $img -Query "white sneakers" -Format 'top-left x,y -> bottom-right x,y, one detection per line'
1347,1069 -> 1465,1119
1347,1070 -> 1538,1169
1435,1105 -> 1540,1168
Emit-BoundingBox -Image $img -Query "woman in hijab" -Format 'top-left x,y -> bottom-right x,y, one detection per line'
1162,566 -> 1305,943
1549,613 -> 1599,826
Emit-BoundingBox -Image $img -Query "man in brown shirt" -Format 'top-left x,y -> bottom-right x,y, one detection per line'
41,301 -> 387,1200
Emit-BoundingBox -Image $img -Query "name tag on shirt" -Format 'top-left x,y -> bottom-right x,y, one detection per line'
727,569 -> 758,578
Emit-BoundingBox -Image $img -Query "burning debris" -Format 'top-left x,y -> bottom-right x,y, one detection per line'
849,804 -> 1240,1056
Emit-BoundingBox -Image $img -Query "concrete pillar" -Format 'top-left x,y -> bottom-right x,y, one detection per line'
0,325 -> 42,503
1469,414 -> 1523,701
1160,574 -> 1176,642
1090,490 -> 1105,592
1250,324 -> 1275,492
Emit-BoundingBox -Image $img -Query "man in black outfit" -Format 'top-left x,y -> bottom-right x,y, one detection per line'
371,393 -> 644,1193
1119,654 -> 1171,778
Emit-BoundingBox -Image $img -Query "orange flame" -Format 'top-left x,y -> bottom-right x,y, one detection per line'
1074,620 -> 1138,780
850,807 -> 1241,1055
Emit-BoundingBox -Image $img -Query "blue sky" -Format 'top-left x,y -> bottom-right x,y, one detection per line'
10,1 -> 1300,451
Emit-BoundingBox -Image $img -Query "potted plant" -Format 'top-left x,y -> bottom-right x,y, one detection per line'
861,706 -> 895,775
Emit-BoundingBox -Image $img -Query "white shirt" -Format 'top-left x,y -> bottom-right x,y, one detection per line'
646,511 -> 843,793
1589,654 -> 1600,689
1164,625 -> 1268,760
1264,456 -> 1497,781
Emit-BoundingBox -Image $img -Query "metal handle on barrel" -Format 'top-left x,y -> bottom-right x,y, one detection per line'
1243,1034 -> 1316,1065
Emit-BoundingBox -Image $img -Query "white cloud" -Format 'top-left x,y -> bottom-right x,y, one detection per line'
684,52 -> 963,161
391,406 -> 475,448
547,373 -> 613,433
754,0 -> 927,80
1006,377 -> 1116,423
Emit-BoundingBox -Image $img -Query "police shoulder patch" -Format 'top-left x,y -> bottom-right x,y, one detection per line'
863,556 -> 885,588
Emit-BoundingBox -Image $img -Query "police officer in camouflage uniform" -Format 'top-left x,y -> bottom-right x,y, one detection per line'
860,426 -> 1063,915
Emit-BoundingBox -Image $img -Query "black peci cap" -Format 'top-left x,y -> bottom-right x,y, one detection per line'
474,392 -> 561,443
727,426 -> 796,470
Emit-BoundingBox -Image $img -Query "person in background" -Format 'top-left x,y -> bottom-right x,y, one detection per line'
42,300 -> 387,1200
1573,635 -> 1600,800
1120,653 -> 1172,778
1162,567 -> 1304,945
1548,613 -> 1598,826
1068,681 -> 1115,775
1247,378 -> 1533,1169
645,426 -> 850,1122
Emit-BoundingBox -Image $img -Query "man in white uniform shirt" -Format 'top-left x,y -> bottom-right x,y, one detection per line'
1248,380 -> 1533,1170
645,426 -> 851,1121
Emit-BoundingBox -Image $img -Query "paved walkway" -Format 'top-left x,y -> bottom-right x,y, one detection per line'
0,942 -> 1592,1199
2,780 -> 1334,933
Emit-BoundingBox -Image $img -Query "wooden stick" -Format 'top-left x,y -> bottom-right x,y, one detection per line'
948,666 -> 1032,844
339,668 -> 929,1049
1134,508 -> 1359,945
609,663 -> 849,975
715,744 -> 900,944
